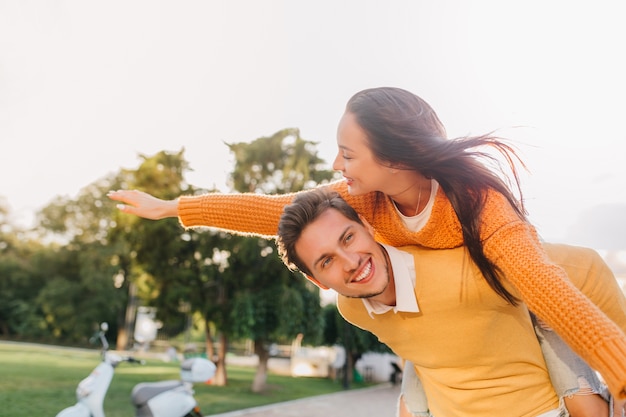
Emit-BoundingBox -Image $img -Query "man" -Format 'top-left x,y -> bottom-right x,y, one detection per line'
276,188 -> 624,417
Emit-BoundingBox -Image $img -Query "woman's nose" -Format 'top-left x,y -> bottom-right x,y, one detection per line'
332,152 -> 343,171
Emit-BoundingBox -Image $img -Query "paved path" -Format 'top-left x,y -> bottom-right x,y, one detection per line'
207,383 -> 401,417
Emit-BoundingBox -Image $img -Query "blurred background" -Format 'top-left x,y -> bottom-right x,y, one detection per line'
1,0 -> 625,249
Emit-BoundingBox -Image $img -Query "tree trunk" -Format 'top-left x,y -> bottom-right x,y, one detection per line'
204,320 -> 215,362
117,281 -> 137,351
212,332 -> 228,386
251,338 -> 270,393
342,320 -> 352,389
344,349 -> 354,388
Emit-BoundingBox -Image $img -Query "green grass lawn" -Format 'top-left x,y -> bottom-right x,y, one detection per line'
0,341 -> 365,417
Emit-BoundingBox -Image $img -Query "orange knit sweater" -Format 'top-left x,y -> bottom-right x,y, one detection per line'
178,180 -> 626,398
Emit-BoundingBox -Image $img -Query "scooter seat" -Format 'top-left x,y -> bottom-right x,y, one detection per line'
131,380 -> 183,406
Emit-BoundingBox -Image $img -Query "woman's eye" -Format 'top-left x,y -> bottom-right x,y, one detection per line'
342,154 -> 352,160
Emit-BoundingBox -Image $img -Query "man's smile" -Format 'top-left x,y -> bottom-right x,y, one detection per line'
351,258 -> 373,283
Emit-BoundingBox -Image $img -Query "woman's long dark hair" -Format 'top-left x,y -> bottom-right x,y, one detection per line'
346,87 -> 527,305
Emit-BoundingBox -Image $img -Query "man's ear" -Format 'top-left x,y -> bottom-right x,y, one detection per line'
304,274 -> 329,290
358,214 -> 376,237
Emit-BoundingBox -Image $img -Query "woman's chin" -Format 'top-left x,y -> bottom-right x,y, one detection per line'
347,184 -> 366,196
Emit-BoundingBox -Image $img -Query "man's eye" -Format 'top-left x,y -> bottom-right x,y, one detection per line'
322,257 -> 332,268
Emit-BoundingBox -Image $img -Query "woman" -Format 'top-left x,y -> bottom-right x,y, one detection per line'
109,87 -> 626,416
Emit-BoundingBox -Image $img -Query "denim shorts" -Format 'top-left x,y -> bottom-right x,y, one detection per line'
532,314 -> 615,417
532,314 -> 608,400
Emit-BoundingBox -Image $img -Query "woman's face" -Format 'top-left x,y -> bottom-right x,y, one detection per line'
333,112 -> 394,195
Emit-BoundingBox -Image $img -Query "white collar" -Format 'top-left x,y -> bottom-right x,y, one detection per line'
362,244 -> 420,317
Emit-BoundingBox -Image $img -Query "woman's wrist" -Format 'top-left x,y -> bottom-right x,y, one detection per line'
154,198 -> 180,219
164,198 -> 180,218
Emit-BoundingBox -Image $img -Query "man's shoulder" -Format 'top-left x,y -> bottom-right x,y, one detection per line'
336,296 -> 368,321
394,244 -> 468,257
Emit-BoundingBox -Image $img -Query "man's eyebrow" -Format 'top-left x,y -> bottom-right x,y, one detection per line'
311,225 -> 352,270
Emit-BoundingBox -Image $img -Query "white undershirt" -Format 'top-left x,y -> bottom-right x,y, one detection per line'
394,179 -> 438,232
361,180 -> 439,316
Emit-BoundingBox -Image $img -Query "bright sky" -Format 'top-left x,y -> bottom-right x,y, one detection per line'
1,1 -> 625,247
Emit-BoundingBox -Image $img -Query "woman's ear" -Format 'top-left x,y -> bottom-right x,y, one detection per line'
304,274 -> 329,290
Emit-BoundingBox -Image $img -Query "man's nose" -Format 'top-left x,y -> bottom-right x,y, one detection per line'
339,250 -> 359,271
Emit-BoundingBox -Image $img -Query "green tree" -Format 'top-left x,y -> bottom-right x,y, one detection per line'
228,127 -> 335,193
0,200 -> 48,338
224,128 -> 335,392
1,171 -> 135,344
32,173 -> 128,343
105,149 -> 242,385
106,150 -> 197,350
34,241 -> 123,342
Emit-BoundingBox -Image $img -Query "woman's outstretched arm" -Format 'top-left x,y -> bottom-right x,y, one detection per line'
108,181 -> 355,238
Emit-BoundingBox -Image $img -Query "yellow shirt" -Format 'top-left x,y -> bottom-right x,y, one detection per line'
339,245 -> 558,417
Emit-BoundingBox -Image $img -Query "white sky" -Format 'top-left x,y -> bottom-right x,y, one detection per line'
1,0 -> 625,246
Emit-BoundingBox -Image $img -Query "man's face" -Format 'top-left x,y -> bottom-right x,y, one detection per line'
295,208 -> 393,303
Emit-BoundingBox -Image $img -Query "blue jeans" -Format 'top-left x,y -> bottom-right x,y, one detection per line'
532,314 -> 613,416
398,314 -> 610,417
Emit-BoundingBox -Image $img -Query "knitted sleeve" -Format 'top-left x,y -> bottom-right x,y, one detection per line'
542,242 -> 626,333
178,191 -> 295,238
176,181 -> 367,237
480,191 -> 626,399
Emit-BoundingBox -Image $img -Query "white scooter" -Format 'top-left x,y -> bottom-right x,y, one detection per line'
56,323 -> 216,417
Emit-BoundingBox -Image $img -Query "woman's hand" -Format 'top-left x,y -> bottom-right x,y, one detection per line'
107,190 -> 179,220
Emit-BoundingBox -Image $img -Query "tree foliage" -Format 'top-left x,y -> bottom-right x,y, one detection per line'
106,150 -> 198,347
0,171 -> 127,343
228,128 -> 334,194
0,222 -> 46,338
197,128 -> 333,392
0,129 -> 386,392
